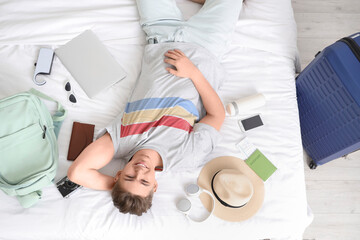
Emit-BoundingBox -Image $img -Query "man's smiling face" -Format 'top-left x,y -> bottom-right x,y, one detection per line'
115,150 -> 158,197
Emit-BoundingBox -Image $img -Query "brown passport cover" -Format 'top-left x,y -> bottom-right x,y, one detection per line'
67,122 -> 95,161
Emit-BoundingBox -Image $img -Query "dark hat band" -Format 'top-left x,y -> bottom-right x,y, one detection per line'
211,170 -> 247,209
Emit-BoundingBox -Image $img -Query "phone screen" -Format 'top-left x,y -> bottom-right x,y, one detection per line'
241,115 -> 263,131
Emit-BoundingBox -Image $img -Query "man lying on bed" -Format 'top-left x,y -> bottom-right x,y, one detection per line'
68,0 -> 243,216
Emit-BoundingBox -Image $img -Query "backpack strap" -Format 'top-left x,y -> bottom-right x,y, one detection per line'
28,88 -> 67,138
16,190 -> 42,208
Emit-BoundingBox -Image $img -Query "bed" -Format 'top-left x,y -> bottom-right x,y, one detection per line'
0,0 -> 313,239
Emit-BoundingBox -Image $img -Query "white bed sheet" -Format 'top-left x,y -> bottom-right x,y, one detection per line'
0,0 -> 313,239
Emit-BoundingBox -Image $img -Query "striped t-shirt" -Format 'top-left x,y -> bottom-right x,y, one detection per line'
121,97 -> 199,137
103,42 -> 224,171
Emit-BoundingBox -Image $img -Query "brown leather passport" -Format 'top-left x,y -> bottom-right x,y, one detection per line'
67,122 -> 95,161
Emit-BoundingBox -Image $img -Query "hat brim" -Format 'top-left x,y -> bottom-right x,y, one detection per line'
197,156 -> 264,222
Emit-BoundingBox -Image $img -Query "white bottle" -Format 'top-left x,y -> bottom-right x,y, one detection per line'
226,93 -> 266,116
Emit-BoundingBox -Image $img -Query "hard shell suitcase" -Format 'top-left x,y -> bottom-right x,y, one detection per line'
296,32 -> 360,169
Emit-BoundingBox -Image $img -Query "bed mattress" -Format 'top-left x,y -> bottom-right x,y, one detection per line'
0,0 -> 313,239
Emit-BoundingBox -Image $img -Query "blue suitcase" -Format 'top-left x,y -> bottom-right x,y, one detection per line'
296,32 -> 360,169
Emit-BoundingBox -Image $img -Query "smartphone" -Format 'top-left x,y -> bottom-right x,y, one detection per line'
238,115 -> 264,131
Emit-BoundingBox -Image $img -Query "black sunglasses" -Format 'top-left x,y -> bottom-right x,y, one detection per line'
65,82 -> 77,103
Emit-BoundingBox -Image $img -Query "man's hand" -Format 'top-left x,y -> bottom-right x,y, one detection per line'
164,49 -> 225,131
164,49 -> 199,79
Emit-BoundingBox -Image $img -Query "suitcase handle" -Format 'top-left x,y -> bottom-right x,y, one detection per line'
338,37 -> 360,62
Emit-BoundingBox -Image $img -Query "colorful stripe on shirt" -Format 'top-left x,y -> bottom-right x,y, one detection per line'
121,97 -> 199,137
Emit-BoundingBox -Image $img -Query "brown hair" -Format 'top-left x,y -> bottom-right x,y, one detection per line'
111,180 -> 153,216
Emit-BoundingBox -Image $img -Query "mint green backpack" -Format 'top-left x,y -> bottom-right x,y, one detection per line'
0,89 -> 66,208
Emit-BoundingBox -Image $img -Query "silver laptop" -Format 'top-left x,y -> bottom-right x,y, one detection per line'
55,30 -> 127,99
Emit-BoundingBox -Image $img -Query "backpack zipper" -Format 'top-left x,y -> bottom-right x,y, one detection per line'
338,37 -> 360,62
42,125 -> 47,139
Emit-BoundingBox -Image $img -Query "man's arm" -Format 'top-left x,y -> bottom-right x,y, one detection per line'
164,49 -> 225,131
67,133 -> 116,191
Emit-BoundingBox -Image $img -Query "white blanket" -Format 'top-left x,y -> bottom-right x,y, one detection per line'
0,0 -> 313,239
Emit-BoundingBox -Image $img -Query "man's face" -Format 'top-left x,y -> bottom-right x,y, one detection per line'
115,151 -> 158,197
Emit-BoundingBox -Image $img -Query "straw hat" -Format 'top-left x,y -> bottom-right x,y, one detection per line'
197,156 -> 264,222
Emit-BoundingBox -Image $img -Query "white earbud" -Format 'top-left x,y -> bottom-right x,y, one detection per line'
186,183 -> 201,196
176,198 -> 192,214
176,183 -> 215,222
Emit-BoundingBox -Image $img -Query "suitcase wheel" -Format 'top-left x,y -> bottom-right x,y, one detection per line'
309,160 -> 317,170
